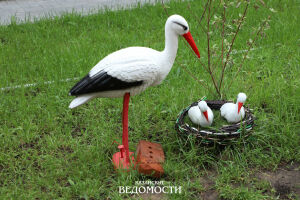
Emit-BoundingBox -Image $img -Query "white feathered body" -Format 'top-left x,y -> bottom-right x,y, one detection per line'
188,105 -> 213,127
69,47 -> 175,108
220,103 -> 245,123
90,47 -> 174,94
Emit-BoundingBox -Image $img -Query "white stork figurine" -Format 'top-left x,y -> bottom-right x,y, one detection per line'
220,93 -> 247,123
68,15 -> 200,169
188,101 -> 214,127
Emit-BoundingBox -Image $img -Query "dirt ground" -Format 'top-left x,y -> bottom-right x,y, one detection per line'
198,162 -> 299,200
199,170 -> 219,200
256,162 -> 300,199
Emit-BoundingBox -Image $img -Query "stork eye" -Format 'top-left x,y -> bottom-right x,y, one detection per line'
173,21 -> 188,31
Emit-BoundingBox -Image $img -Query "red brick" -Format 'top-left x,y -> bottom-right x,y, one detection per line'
136,140 -> 165,178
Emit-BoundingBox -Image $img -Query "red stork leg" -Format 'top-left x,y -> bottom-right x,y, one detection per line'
112,92 -> 135,170
122,92 -> 130,164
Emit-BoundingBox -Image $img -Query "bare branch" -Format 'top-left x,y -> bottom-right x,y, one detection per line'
205,0 -> 221,97
212,1 -> 226,73
207,0 -> 211,71
175,60 -> 212,92
227,16 -> 270,90
218,1 -> 249,92
181,38 -> 210,74
209,0 -> 222,21
187,3 -> 207,34
221,4 -> 226,68
196,57 -> 210,74
182,34 -> 219,96
161,0 -> 169,16
200,1 -> 209,25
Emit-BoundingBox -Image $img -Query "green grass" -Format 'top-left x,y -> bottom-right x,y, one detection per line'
0,0 -> 299,199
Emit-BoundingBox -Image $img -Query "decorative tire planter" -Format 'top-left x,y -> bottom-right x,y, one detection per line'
175,100 -> 255,145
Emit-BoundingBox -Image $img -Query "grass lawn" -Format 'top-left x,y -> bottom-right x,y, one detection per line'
0,0 -> 299,199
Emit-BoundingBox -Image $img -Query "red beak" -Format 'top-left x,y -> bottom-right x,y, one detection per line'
238,102 -> 243,114
203,111 -> 209,122
183,32 -> 200,58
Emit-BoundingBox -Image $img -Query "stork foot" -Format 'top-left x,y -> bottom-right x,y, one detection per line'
112,145 -> 135,170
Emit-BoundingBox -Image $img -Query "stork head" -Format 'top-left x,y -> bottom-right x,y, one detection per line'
166,15 -> 200,58
167,15 -> 190,35
198,101 -> 209,122
237,93 -> 247,113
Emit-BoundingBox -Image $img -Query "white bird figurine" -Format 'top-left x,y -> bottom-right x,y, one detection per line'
220,93 -> 247,123
188,101 -> 214,127
68,15 -> 200,169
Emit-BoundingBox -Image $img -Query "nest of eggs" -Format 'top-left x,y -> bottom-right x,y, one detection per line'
175,100 -> 255,145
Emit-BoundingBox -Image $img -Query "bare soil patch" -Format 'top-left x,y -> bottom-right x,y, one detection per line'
199,170 -> 218,200
256,162 -> 300,199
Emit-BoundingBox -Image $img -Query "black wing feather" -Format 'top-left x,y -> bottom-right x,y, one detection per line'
69,71 -> 143,96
